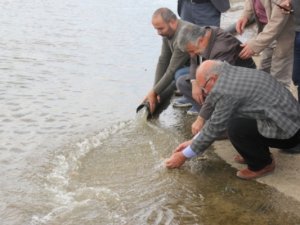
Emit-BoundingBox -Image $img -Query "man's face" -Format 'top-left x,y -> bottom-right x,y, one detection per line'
186,42 -> 201,57
196,63 -> 217,103
152,16 -> 176,39
186,38 -> 206,57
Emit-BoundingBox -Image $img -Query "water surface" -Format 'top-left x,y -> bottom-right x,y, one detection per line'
1,0 -> 300,224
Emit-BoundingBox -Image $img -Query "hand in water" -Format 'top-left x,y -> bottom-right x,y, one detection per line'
164,152 -> 187,169
165,140 -> 192,169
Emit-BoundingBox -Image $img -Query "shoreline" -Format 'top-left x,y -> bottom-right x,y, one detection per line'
212,139 -> 300,202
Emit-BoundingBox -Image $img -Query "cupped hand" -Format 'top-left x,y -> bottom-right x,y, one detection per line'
164,152 -> 187,169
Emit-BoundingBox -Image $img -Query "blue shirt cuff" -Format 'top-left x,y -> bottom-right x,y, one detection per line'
182,145 -> 197,158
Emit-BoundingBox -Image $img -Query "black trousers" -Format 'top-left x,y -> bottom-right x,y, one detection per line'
227,118 -> 300,171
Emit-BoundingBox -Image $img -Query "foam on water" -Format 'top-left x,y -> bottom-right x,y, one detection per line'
31,121 -> 132,224
31,186 -> 127,225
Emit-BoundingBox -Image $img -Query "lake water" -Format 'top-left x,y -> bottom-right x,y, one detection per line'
1,0 -> 300,224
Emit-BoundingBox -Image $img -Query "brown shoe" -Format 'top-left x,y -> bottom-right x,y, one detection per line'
236,160 -> 275,180
234,153 -> 273,165
233,155 -> 246,164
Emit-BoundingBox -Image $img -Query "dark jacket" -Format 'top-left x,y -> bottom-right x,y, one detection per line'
188,27 -> 245,80
178,0 -> 230,16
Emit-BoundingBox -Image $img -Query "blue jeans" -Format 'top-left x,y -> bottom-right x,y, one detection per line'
293,32 -> 300,102
174,67 -> 189,81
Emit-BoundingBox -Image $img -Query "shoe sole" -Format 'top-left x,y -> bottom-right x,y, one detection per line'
173,103 -> 192,108
187,111 -> 198,116
236,169 -> 274,180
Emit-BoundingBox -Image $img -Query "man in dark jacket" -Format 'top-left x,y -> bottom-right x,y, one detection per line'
173,23 -> 256,134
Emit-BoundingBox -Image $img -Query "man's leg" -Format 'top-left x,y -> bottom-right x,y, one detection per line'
174,75 -> 201,112
228,117 -> 300,169
293,32 -> 300,103
227,118 -> 272,171
174,67 -> 189,82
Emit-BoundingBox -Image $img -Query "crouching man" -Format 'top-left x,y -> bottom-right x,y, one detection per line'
165,60 -> 300,179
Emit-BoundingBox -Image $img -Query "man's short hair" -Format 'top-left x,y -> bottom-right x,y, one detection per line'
177,23 -> 206,52
152,8 -> 177,23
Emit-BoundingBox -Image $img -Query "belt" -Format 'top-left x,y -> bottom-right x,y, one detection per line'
189,0 -> 210,4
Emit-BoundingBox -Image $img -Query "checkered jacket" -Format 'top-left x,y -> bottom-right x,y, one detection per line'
191,62 -> 300,154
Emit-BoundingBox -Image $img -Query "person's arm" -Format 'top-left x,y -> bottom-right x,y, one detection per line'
164,139 -> 192,169
143,89 -> 158,114
144,38 -> 171,113
279,0 -> 293,14
153,38 -> 172,86
191,79 -> 202,104
236,0 -> 254,34
191,95 -> 239,155
191,116 -> 205,135
153,45 -> 190,95
165,94 -> 239,169
246,1 -> 291,54
188,56 -> 197,80
191,97 -> 215,134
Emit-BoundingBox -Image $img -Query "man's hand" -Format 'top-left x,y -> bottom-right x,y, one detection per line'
239,43 -> 255,59
144,90 -> 159,113
191,116 -> 205,135
173,140 -> 193,153
165,152 -> 187,169
191,80 -> 202,104
280,0 -> 292,14
165,140 -> 192,169
236,17 -> 248,34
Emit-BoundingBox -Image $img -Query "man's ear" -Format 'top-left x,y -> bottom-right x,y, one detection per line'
211,74 -> 219,83
169,19 -> 177,30
197,37 -> 204,45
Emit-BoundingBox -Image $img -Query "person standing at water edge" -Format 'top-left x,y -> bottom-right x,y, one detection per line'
235,0 -> 294,88
177,0 -> 230,27
165,60 -> 300,179
142,8 -> 190,114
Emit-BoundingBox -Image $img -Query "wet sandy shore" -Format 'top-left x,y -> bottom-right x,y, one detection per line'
213,140 -> 300,202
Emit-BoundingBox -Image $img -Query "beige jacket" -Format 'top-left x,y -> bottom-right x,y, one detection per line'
241,0 -> 294,54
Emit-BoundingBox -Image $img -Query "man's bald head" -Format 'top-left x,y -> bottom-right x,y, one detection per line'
196,60 -> 223,81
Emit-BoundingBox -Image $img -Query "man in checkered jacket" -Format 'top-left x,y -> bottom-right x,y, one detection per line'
165,60 -> 300,179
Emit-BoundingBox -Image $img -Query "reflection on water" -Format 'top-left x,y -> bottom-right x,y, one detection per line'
1,0 -> 300,224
